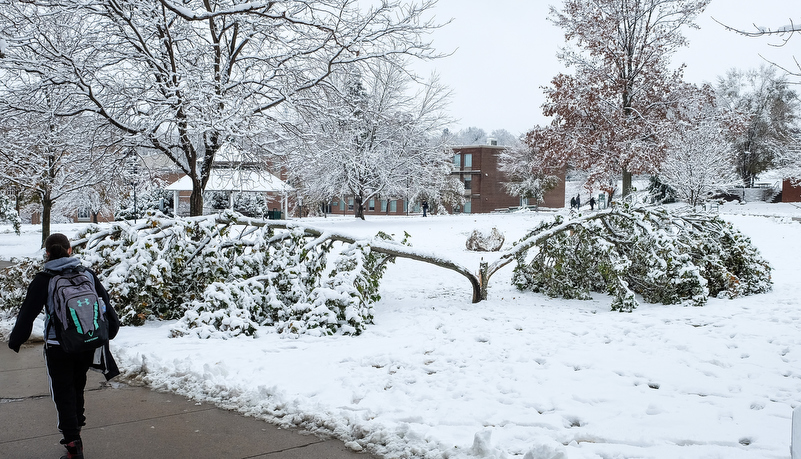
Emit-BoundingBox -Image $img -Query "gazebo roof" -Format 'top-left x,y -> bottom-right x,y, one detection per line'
165,169 -> 292,193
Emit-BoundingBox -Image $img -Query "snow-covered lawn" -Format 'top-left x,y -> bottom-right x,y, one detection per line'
3,202 -> 801,459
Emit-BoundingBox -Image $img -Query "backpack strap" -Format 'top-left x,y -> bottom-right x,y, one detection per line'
42,270 -> 56,344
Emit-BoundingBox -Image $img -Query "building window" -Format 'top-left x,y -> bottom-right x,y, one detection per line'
463,201 -> 472,214
348,198 -> 354,210
464,175 -> 472,190
464,153 -> 472,168
453,154 -> 461,168
77,208 -> 91,222
390,200 -> 397,212
339,200 -> 346,211
368,199 -> 375,211
380,200 -> 387,212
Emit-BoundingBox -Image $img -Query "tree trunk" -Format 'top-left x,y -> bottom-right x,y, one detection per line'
354,195 -> 365,220
479,261 -> 489,301
41,195 -> 52,248
190,182 -> 204,216
622,168 -> 633,198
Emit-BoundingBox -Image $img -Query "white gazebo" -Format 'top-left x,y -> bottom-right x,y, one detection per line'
165,168 -> 293,217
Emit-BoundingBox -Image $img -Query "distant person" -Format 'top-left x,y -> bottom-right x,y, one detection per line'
576,194 -> 581,209
422,200 -> 429,217
589,196 -> 596,210
8,233 -> 120,459
570,196 -> 576,209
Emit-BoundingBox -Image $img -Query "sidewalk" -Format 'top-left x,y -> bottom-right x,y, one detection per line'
1,343 -> 377,459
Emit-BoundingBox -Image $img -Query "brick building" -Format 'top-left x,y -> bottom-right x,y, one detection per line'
325,144 -> 566,217
783,179 -> 801,202
448,145 -> 565,213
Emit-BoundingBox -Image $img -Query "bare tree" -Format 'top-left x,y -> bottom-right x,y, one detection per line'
529,0 -> 711,197
0,0 -> 444,216
716,66 -> 800,187
287,60 -> 453,219
498,144 -> 560,207
658,104 -> 740,208
716,17 -> 801,77
0,87 -> 116,245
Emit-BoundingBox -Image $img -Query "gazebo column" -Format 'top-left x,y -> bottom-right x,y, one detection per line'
173,190 -> 179,216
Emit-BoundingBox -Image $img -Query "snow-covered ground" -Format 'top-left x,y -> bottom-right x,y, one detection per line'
3,201 -> 801,459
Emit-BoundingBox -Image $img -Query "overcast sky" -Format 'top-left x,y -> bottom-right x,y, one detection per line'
412,0 -> 801,136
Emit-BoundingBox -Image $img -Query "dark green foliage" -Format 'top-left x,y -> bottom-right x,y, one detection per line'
512,205 -> 772,311
116,188 -> 174,220
647,175 -> 677,204
0,211 -> 396,337
0,257 -> 44,316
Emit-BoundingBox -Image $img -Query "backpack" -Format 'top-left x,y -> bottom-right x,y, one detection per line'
45,267 -> 109,353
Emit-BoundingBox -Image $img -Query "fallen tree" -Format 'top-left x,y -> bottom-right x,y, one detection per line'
0,204 -> 772,337
501,204 -> 772,311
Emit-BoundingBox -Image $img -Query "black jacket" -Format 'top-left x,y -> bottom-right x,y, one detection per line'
8,265 -> 121,378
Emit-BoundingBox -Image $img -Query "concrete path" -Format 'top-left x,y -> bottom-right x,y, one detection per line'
1,343 -> 377,459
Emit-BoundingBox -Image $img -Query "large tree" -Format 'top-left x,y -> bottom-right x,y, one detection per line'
719,17 -> 801,78
716,66 -> 799,187
287,60 -> 454,219
497,144 -> 560,207
0,88 -> 115,245
0,0 -> 442,216
658,100 -> 740,208
528,0 -> 710,197
719,19 -> 801,183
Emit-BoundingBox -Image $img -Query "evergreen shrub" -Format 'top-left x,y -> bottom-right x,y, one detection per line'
511,204 -> 772,311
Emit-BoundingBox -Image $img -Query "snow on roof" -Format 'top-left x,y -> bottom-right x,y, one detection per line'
165,169 -> 292,193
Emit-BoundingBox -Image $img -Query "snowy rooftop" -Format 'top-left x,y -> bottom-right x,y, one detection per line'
165,169 -> 292,193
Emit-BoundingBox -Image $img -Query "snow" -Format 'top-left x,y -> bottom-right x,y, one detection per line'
3,201 -> 801,458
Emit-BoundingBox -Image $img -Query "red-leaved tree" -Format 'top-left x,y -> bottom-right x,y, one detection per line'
527,0 -> 711,198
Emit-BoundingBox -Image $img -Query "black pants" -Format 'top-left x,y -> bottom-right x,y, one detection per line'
44,344 -> 94,442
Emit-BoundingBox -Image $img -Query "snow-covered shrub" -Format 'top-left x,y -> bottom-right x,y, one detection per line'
204,191 -> 230,210
0,194 -> 22,234
200,191 -> 269,217
512,205 -> 771,311
696,221 -> 773,298
169,279 -> 263,339
13,210 -> 399,337
233,192 -> 268,218
116,188 -> 174,220
647,175 -> 677,204
71,213 -> 248,325
289,231 -> 399,336
0,257 -> 44,314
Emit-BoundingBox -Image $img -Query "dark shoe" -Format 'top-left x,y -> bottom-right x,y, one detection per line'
59,439 -> 84,459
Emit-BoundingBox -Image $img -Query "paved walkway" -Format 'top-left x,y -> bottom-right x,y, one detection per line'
1,343 -> 377,459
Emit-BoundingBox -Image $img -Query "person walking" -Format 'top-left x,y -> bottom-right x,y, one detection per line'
570,196 -> 576,209
576,194 -> 581,209
8,233 -> 120,459
589,196 -> 596,210
422,200 -> 429,217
